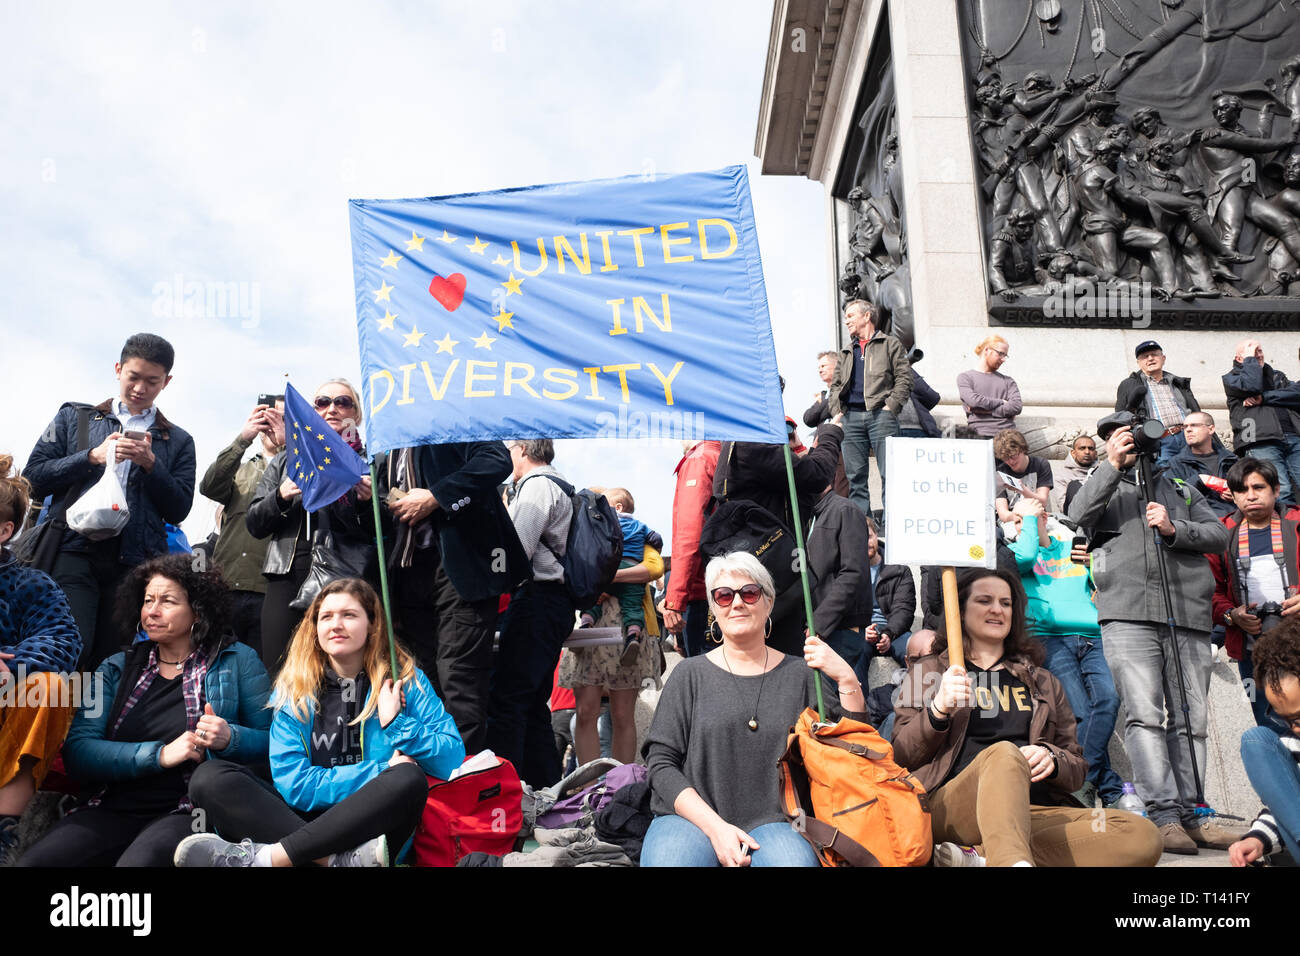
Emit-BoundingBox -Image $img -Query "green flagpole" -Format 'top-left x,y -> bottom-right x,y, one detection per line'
368,458 -> 399,681
783,442 -> 824,721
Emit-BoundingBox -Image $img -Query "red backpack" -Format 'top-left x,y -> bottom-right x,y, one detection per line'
411,757 -> 524,866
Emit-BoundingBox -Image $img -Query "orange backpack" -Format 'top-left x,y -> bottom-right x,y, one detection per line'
778,707 -> 932,867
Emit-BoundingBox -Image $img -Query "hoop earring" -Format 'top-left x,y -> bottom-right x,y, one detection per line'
764,617 -> 773,639
707,612 -> 722,645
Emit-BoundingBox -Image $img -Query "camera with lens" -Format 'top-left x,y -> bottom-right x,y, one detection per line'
1096,408 -> 1166,461
1255,601 -> 1286,633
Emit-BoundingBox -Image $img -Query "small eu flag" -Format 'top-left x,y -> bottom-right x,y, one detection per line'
282,382 -> 368,513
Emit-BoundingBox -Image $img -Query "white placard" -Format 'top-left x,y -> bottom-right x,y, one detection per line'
882,437 -> 997,569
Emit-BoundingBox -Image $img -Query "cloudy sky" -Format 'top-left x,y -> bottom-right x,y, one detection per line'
2,1 -> 832,546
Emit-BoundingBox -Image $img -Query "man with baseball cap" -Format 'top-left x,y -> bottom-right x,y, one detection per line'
1115,340 -> 1202,467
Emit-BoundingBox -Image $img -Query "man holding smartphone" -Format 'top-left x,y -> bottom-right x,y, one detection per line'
198,394 -> 285,661
25,333 -> 196,669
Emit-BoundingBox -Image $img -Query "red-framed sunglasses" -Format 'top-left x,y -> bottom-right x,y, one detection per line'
711,584 -> 763,607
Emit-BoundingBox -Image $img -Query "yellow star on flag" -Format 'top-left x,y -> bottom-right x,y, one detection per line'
373,280 -> 394,303
325,445 -> 331,452
501,273 -> 523,297
380,250 -> 403,269
493,310 -> 515,331
404,231 -> 425,251
467,236 -> 489,255
472,331 -> 496,349
404,326 -> 427,348
434,333 -> 459,354
317,433 -> 325,441
377,311 -> 397,331
492,254 -> 510,267
324,457 -> 331,465
438,230 -> 457,243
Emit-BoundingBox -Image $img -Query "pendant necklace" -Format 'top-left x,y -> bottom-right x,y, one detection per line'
721,645 -> 769,732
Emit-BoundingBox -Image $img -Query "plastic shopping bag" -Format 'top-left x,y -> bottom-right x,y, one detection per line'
67,464 -> 130,540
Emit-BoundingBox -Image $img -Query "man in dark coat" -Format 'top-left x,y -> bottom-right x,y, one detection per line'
376,442 -> 529,754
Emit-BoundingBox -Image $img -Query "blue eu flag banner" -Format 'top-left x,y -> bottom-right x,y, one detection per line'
282,383 -> 368,513
348,165 -> 785,455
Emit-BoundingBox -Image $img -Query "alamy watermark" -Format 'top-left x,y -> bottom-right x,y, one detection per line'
1042,279 -> 1152,329
151,273 -> 261,328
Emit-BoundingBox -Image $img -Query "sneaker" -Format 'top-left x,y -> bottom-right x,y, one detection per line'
1158,820 -> 1198,855
932,842 -> 985,867
1184,818 -> 1245,850
1072,781 -> 1098,808
174,834 -> 263,867
329,834 -> 389,867
619,626 -> 642,667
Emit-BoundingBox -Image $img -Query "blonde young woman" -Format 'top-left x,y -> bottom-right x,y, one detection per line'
957,335 -> 1022,438
175,578 -> 464,867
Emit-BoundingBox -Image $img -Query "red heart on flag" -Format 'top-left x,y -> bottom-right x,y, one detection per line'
428,273 -> 467,311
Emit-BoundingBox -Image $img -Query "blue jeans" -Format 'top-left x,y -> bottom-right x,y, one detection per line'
640,815 -> 819,867
1101,622 -> 1211,826
682,599 -> 709,658
1247,436 -> 1300,507
1241,726 -> 1300,861
1038,634 -> 1124,802
840,407 -> 900,517
1154,431 -> 1186,471
1237,645 -> 1287,735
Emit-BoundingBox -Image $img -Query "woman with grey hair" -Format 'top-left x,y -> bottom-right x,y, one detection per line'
640,551 -> 865,867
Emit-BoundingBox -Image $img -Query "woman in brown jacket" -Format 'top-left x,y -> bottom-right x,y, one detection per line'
892,567 -> 1162,867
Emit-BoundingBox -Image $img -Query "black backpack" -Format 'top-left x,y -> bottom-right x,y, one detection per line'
519,473 -> 624,609
698,498 -> 802,597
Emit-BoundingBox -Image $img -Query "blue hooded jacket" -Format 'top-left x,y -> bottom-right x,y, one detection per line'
270,667 -> 464,813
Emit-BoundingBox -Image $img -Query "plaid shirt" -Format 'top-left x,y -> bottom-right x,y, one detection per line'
83,643 -> 212,813
1143,373 -> 1186,429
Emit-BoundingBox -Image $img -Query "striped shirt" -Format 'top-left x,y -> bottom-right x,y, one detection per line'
1245,732 -> 1300,856
509,465 -> 573,583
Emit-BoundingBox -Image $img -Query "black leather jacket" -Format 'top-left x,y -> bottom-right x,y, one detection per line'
244,448 -> 374,577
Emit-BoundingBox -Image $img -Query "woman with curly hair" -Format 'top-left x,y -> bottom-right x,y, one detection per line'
173,577 -> 463,867
892,567 -> 1162,867
18,554 -> 271,866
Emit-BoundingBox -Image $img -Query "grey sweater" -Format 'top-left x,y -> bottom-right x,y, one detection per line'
644,654 -> 856,832
1066,459 -> 1229,629
957,369 -> 1022,438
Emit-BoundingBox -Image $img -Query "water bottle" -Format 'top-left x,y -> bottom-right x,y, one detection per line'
1114,782 -> 1147,817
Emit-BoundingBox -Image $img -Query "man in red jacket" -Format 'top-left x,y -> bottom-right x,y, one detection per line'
1210,457 -> 1300,730
662,440 -> 720,657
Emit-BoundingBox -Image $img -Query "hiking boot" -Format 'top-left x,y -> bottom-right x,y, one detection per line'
329,834 -> 389,867
932,842 -> 985,867
174,834 -> 264,867
619,626 -> 642,667
1185,818 -> 1244,850
1158,821 -> 1198,855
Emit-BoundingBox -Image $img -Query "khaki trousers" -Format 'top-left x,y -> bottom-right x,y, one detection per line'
928,740 -> 1162,867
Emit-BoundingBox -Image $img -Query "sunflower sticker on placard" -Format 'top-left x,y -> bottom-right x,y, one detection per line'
969,545 -> 985,560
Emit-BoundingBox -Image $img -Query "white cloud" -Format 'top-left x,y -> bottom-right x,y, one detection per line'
2,1 -> 835,549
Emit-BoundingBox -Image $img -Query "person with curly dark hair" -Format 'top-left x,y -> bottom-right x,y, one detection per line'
18,554 -> 271,867
893,567 -> 1162,867
1231,620 -> 1300,866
